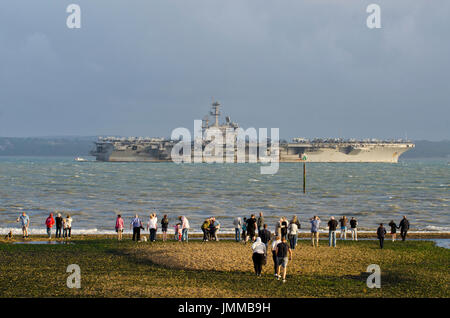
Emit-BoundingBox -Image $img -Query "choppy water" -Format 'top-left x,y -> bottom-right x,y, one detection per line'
0,157 -> 448,234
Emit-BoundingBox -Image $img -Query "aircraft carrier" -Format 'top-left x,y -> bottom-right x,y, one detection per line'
90,101 -> 414,163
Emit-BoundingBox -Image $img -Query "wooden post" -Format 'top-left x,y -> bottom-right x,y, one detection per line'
303,161 -> 306,193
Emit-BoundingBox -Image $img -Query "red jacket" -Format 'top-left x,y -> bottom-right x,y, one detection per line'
46,216 -> 55,228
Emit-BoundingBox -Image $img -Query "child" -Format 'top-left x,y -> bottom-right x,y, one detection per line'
116,214 -> 124,241
174,223 -> 182,241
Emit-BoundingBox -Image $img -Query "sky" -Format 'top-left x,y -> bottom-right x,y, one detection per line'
0,0 -> 449,141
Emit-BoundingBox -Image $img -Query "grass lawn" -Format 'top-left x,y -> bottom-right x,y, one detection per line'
0,236 -> 448,298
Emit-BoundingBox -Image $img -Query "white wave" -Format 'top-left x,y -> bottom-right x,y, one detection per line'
1,227 -> 449,236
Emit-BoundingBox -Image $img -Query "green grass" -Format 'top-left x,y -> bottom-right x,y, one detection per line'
0,238 -> 448,298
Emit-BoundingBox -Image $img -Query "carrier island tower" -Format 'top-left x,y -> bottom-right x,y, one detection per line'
91,100 -> 414,163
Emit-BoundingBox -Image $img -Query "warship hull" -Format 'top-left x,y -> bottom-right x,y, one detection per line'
91,141 -> 414,163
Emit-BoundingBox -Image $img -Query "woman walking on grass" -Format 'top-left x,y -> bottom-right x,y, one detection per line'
251,237 -> 266,277
271,235 -> 281,277
388,220 -> 398,242
115,214 -> 124,240
288,221 -> 299,250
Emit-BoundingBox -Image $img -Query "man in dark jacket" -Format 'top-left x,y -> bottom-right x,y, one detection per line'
246,215 -> 257,242
399,216 -> 410,241
259,224 -> 271,247
328,217 -> 338,247
377,223 -> 387,249
55,213 -> 63,239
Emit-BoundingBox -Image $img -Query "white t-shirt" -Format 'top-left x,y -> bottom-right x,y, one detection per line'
252,241 -> 266,254
148,217 -> 158,229
271,239 -> 281,251
182,217 -> 190,229
288,223 -> 298,235
233,217 -> 242,228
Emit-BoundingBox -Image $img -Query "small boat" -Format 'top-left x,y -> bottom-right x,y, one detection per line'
74,157 -> 88,162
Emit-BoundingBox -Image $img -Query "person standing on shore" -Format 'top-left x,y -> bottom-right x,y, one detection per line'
276,237 -> 292,283
201,218 -> 210,241
130,214 -> 143,241
115,214 -> 124,241
175,223 -> 182,241
64,214 -> 72,239
328,216 -> 338,247
399,216 -> 410,241
147,213 -> 158,242
251,237 -> 266,277
180,216 -> 190,242
291,216 -> 301,229
271,235 -> 281,277
233,217 -> 242,242
388,220 -> 398,242
257,212 -> 265,234
339,216 -> 348,240
161,214 -> 169,242
288,220 -> 299,250
45,213 -> 55,239
350,217 -> 358,241
242,218 -> 248,243
280,217 -> 288,240
275,218 -> 282,238
55,213 -> 63,239
210,217 -> 220,241
377,223 -> 387,249
16,212 -> 30,238
246,214 -> 257,242
259,224 -> 271,248
310,216 -> 320,247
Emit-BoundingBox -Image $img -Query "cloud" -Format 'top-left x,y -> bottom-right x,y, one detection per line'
0,0 -> 448,140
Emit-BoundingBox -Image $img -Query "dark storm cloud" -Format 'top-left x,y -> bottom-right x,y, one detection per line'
0,0 -> 448,140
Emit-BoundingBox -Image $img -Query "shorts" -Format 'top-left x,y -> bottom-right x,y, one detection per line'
277,257 -> 289,268
311,230 -> 318,233
162,227 -> 168,232
341,226 -> 347,231
22,226 -> 27,231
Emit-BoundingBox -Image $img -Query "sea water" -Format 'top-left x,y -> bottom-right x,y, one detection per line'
0,157 -> 448,235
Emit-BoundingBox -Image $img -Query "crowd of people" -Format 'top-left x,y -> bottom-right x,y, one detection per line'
11,210 -> 411,281
13,211 -> 411,249
116,214 -> 190,242
15,211 -> 73,240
